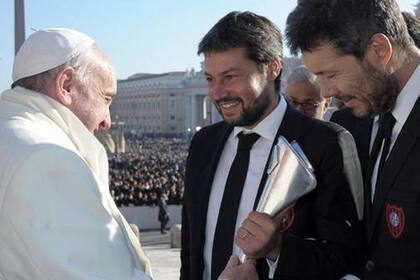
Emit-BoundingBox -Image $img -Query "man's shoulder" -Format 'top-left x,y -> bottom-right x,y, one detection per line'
0,111 -> 75,152
197,121 -> 229,134
0,118 -> 82,181
296,110 -> 345,139
288,112 -> 348,163
3,142 -> 84,171
330,108 -> 367,133
0,142 -> 90,207
192,121 -> 230,142
186,122 -> 231,166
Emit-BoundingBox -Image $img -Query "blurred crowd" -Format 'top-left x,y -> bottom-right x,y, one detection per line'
109,136 -> 189,207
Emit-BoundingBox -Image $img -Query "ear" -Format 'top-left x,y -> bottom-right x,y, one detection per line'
364,33 -> 393,70
267,57 -> 282,81
54,67 -> 76,106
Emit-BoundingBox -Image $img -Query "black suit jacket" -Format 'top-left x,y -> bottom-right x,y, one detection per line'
331,101 -> 420,280
181,106 -> 361,280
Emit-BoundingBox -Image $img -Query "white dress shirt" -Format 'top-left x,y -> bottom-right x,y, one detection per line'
370,64 -> 420,201
203,97 -> 287,280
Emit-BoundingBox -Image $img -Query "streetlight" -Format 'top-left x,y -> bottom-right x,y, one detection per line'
15,0 -> 26,54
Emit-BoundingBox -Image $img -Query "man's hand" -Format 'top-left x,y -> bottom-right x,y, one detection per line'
218,255 -> 259,280
235,204 -> 294,261
235,211 -> 282,260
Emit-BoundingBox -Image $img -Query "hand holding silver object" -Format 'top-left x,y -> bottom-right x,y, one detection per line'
238,136 -> 317,263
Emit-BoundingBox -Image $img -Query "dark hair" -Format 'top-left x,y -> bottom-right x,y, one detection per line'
198,11 -> 283,93
402,12 -> 420,48
286,0 -> 412,59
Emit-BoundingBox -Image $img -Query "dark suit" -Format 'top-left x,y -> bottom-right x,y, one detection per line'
330,108 -> 372,176
331,100 -> 420,279
181,105 -> 361,280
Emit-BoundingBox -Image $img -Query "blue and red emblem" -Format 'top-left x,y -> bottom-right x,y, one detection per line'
385,204 -> 405,239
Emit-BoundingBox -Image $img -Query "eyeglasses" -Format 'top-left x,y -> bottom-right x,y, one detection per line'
286,98 -> 322,111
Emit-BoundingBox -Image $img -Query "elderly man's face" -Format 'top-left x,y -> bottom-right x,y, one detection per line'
72,69 -> 116,133
69,49 -> 117,133
286,81 -> 327,119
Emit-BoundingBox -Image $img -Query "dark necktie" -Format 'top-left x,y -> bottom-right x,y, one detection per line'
211,132 -> 260,280
365,113 -> 396,203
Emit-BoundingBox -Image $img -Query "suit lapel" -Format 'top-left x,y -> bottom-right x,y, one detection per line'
353,118 -> 373,176
253,106 -> 304,209
367,96 -> 420,242
350,117 -> 374,221
199,124 -> 233,205
194,123 -> 233,262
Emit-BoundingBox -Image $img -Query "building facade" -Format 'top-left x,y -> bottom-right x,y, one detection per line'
111,70 -> 220,137
111,57 -> 301,137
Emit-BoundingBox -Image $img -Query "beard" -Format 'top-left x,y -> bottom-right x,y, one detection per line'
352,62 -> 399,118
215,91 -> 273,127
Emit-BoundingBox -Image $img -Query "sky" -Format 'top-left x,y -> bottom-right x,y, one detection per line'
0,0 -> 418,91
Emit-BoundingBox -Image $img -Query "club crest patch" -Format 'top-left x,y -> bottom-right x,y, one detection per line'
386,204 -> 405,239
279,207 -> 295,233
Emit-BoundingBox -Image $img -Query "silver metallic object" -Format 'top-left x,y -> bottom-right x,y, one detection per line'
238,136 -> 317,263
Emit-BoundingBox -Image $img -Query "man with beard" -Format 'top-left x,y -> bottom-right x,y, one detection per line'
285,66 -> 364,225
181,11 -> 360,280
286,0 -> 420,279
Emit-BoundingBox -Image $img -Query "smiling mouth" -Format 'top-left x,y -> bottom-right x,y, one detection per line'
219,100 -> 240,109
217,97 -> 242,110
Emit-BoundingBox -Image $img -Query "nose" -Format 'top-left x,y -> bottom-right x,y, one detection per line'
208,79 -> 225,101
319,80 -> 339,99
100,111 -> 111,130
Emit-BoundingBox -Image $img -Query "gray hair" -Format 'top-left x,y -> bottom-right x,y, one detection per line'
286,65 -> 318,86
12,46 -> 114,93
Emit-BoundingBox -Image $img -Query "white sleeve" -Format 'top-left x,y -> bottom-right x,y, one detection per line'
0,146 -> 150,280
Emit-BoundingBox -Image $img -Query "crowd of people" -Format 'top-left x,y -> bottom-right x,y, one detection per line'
2,1 -> 420,279
109,136 -> 189,207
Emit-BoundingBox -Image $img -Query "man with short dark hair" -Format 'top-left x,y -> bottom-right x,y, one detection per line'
286,0 -> 420,278
181,11 -> 360,280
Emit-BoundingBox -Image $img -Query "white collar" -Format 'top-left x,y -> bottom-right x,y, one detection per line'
232,96 -> 287,141
391,63 -> 420,126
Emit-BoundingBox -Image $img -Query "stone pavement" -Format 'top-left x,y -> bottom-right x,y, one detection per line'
140,230 -> 180,280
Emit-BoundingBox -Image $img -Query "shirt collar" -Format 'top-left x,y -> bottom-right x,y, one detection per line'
391,63 -> 420,126
232,96 -> 287,141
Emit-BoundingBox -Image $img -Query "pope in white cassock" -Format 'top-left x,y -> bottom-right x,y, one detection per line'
0,28 -> 152,279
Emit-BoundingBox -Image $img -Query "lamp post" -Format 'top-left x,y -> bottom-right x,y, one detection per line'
111,115 -> 126,154
15,0 -> 25,54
